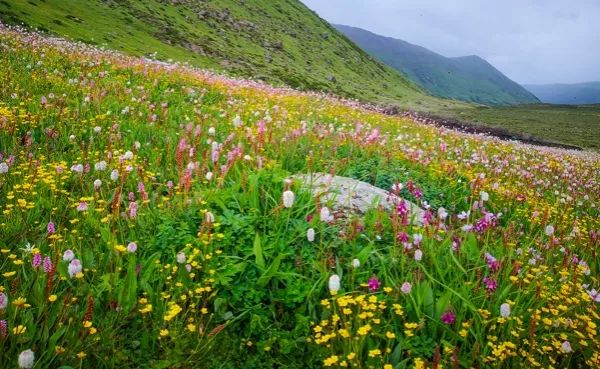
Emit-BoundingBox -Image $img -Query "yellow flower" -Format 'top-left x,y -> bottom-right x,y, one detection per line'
48,294 -> 57,302
357,324 -> 372,336
347,352 -> 356,360
2,271 -> 16,278
83,321 -> 93,328
323,355 -> 339,367
187,323 -> 196,332
368,349 -> 382,357
77,352 -> 86,359
13,325 -> 27,335
159,329 -> 169,337
386,331 -> 396,339
384,365 -> 393,369
12,297 -> 30,308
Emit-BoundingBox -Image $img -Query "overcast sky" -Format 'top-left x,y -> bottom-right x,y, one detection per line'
301,0 -> 600,85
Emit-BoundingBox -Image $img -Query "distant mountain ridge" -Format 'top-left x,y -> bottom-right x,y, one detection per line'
334,24 -> 540,106
524,82 -> 600,105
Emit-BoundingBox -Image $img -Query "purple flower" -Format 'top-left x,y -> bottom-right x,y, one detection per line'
484,252 -> 500,272
77,202 -> 88,212
43,256 -> 52,273
32,253 -> 42,269
441,310 -> 456,325
47,221 -> 55,235
0,319 -> 7,338
129,201 -> 138,219
483,276 -> 498,292
368,277 -> 381,292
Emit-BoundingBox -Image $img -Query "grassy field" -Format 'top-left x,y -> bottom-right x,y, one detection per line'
0,27 -> 599,368
437,104 -> 600,150
2,0 -> 599,150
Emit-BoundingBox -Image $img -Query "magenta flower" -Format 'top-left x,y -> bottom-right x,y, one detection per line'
32,253 -> 42,269
368,277 -> 381,292
43,256 -> 52,273
47,221 -> 55,235
483,276 -> 498,292
441,310 -> 456,325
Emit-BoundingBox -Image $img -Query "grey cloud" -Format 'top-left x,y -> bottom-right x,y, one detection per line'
301,0 -> 600,84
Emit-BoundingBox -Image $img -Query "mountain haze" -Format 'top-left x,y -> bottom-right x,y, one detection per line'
335,24 -> 540,106
524,82 -> 600,105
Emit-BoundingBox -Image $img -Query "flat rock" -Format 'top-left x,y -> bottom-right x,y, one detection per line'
292,173 -> 424,224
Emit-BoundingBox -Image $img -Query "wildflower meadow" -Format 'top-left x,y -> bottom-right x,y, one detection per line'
0,26 -> 598,368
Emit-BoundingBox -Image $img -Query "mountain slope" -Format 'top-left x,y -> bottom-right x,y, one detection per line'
335,24 -> 539,106
0,0 -> 437,105
524,82 -> 600,105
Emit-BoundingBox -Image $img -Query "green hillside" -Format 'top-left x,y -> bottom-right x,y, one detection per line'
335,24 -> 540,106
0,0 -> 450,108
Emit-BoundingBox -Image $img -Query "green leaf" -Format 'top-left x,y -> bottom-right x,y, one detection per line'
257,254 -> 285,287
253,233 -> 265,268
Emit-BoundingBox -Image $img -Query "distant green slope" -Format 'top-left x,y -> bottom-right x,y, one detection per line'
335,24 -> 540,106
0,0 -> 446,107
524,82 -> 600,105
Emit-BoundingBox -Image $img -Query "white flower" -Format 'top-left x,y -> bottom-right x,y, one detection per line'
134,141 -> 141,150
480,191 -> 489,202
320,207 -> 333,222
586,288 -> 600,303
391,183 -> 403,192
176,252 -> 186,264
351,259 -> 360,269
110,169 -> 119,181
0,162 -> 8,174
400,282 -> 412,294
18,349 -> 35,369
328,274 -> 340,294
437,207 -> 448,220
414,249 -> 423,261
306,228 -> 315,242
94,161 -> 107,171
208,127 -> 216,136
500,303 -> 511,318
71,164 -> 83,173
282,190 -> 295,208
93,126 -> 102,133
205,211 -> 215,224
68,259 -> 82,277
93,179 -> 102,190
561,341 -> 572,353
233,115 -> 243,128
545,225 -> 555,236
205,172 -> 214,181
0,292 -> 8,309
69,134 -> 76,141
127,242 -> 137,253
457,211 -> 470,220
413,233 -> 423,245
20,242 -> 34,254
123,151 -> 134,160
63,249 -> 75,261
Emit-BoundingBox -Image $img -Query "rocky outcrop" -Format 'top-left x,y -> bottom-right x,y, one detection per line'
293,173 -> 424,224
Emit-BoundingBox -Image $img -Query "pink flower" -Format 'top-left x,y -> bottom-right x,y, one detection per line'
368,277 -> 381,292
47,221 -> 55,235
483,276 -> 498,292
441,310 -> 456,325
32,253 -> 42,269
400,282 -> 412,294
77,202 -> 88,212
42,257 -> 52,273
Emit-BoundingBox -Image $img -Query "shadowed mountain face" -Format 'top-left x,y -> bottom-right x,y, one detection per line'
335,24 -> 540,106
524,82 -> 600,105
